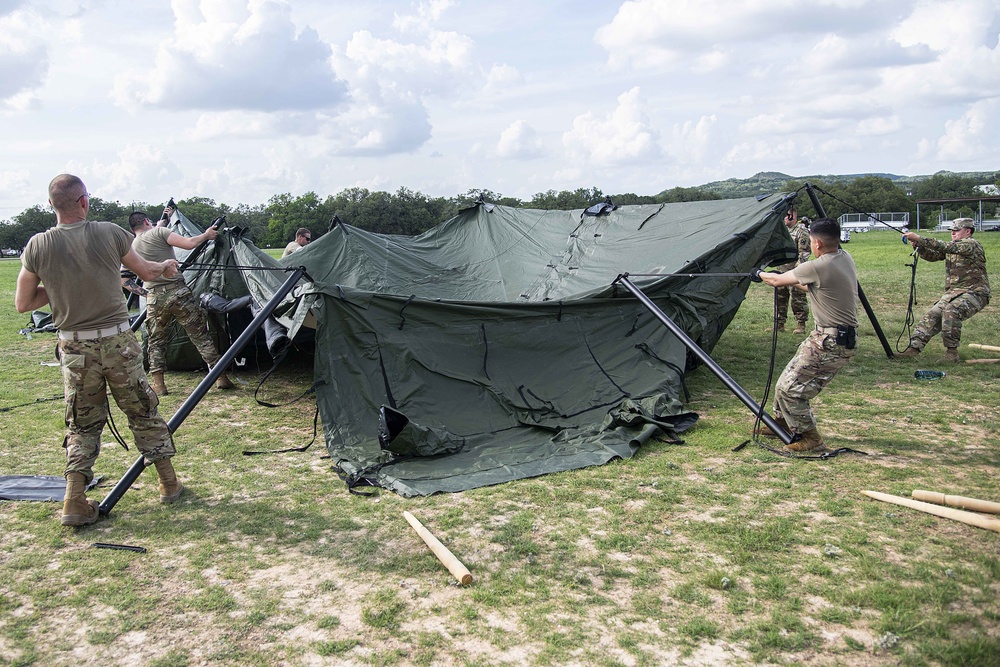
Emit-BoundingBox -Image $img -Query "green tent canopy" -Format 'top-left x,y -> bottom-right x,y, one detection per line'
160,195 -> 796,495
215,194 -> 798,496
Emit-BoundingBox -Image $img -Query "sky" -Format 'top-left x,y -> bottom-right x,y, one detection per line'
2,0 -> 999,217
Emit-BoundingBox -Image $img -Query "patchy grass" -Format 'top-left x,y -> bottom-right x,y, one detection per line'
1,231 -> 999,666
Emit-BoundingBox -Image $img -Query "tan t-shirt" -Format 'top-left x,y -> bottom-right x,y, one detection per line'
131,226 -> 179,288
282,241 -> 302,258
21,220 -> 132,331
790,249 -> 859,328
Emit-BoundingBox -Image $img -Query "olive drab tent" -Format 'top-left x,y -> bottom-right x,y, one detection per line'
167,194 -> 797,496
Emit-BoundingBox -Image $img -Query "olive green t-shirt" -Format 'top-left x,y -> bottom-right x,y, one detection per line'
131,227 -> 179,288
21,220 -> 132,332
790,249 -> 859,328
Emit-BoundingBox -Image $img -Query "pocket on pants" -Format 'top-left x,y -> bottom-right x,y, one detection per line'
62,353 -> 86,369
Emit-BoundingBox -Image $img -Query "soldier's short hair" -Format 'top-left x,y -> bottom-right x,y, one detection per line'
128,212 -> 150,230
808,218 -> 840,245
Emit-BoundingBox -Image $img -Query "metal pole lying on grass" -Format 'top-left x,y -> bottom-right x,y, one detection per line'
614,274 -> 794,445
98,267 -> 308,517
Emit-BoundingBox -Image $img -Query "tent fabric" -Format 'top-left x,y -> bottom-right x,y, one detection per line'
166,195 -> 796,496
0,475 -> 101,502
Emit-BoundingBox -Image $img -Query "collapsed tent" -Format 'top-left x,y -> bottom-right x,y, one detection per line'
163,195 -> 797,496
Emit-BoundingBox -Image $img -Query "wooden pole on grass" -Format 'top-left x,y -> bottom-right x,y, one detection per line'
403,511 -> 473,585
862,491 -> 1000,533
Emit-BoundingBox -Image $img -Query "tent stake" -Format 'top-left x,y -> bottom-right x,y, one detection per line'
98,268 -> 308,517
614,275 -> 793,445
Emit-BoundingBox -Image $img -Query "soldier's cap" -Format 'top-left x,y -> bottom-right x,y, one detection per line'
949,218 -> 975,231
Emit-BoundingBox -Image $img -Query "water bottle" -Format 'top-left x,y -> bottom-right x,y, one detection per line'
914,370 -> 946,380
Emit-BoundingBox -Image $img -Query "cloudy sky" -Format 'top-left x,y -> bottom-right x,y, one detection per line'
2,0 -> 998,217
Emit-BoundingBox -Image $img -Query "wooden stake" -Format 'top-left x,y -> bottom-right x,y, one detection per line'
403,511 -> 473,586
968,343 -> 1000,353
912,490 -> 1000,515
862,491 -> 1000,533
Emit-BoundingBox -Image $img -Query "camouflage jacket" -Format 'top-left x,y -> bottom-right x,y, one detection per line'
915,236 -> 991,301
776,222 -> 811,271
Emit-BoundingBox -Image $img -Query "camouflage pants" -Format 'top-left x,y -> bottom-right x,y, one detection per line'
774,264 -> 809,324
59,330 -> 174,482
773,330 -> 857,434
909,291 -> 987,351
146,283 -> 221,374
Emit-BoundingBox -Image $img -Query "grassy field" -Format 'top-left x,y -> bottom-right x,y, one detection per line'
0,231 -> 998,667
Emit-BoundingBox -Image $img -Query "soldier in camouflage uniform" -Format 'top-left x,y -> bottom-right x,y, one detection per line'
129,212 -> 234,396
759,218 -> 859,452
898,218 -> 990,363
774,208 -> 811,333
16,174 -> 182,526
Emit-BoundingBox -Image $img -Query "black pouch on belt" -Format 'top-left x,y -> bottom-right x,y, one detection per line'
836,325 -> 857,349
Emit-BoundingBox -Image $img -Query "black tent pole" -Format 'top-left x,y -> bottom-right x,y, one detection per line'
615,275 -> 794,445
804,184 -> 894,359
98,267 -> 308,517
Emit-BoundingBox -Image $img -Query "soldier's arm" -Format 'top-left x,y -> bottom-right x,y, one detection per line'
14,266 -> 49,313
166,227 -> 218,251
122,248 -> 179,282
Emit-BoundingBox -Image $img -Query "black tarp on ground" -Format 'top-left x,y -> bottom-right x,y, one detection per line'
218,194 -> 797,496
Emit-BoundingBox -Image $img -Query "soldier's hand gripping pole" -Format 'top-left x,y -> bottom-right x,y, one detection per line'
614,274 -> 794,444
98,267 -> 309,517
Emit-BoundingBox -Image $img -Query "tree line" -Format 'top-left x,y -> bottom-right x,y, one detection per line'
2,172 -> 997,253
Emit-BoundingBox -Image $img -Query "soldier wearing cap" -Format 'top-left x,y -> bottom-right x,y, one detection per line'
758,218 -> 859,453
15,174 -> 183,526
899,218 -> 990,362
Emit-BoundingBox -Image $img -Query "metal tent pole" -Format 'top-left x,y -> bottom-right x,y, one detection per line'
98,267 -> 307,517
615,275 -> 794,445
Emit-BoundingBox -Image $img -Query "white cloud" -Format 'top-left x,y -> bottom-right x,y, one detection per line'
0,8 -> 49,102
113,0 -> 347,112
594,0 -> 912,71
495,120 -> 544,159
856,115 -> 903,136
933,100 -> 999,162
563,87 -> 661,165
669,115 -> 716,163
67,144 -> 186,206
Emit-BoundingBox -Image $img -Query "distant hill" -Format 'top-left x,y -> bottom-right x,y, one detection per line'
687,170 -> 999,199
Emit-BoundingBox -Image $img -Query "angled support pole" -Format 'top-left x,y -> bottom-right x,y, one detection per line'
614,275 -> 793,445
98,267 -> 308,517
804,183 -> 894,359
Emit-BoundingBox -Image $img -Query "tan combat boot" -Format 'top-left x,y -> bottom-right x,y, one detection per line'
895,347 -> 921,359
776,321 -> 786,332
153,458 -> 183,503
786,427 -> 826,452
216,373 -> 235,390
61,472 -> 99,527
760,415 -> 789,438
945,348 -> 959,363
151,371 -> 168,396
792,321 -> 807,335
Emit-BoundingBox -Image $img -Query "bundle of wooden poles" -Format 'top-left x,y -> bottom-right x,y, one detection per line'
863,489 -> 1000,533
